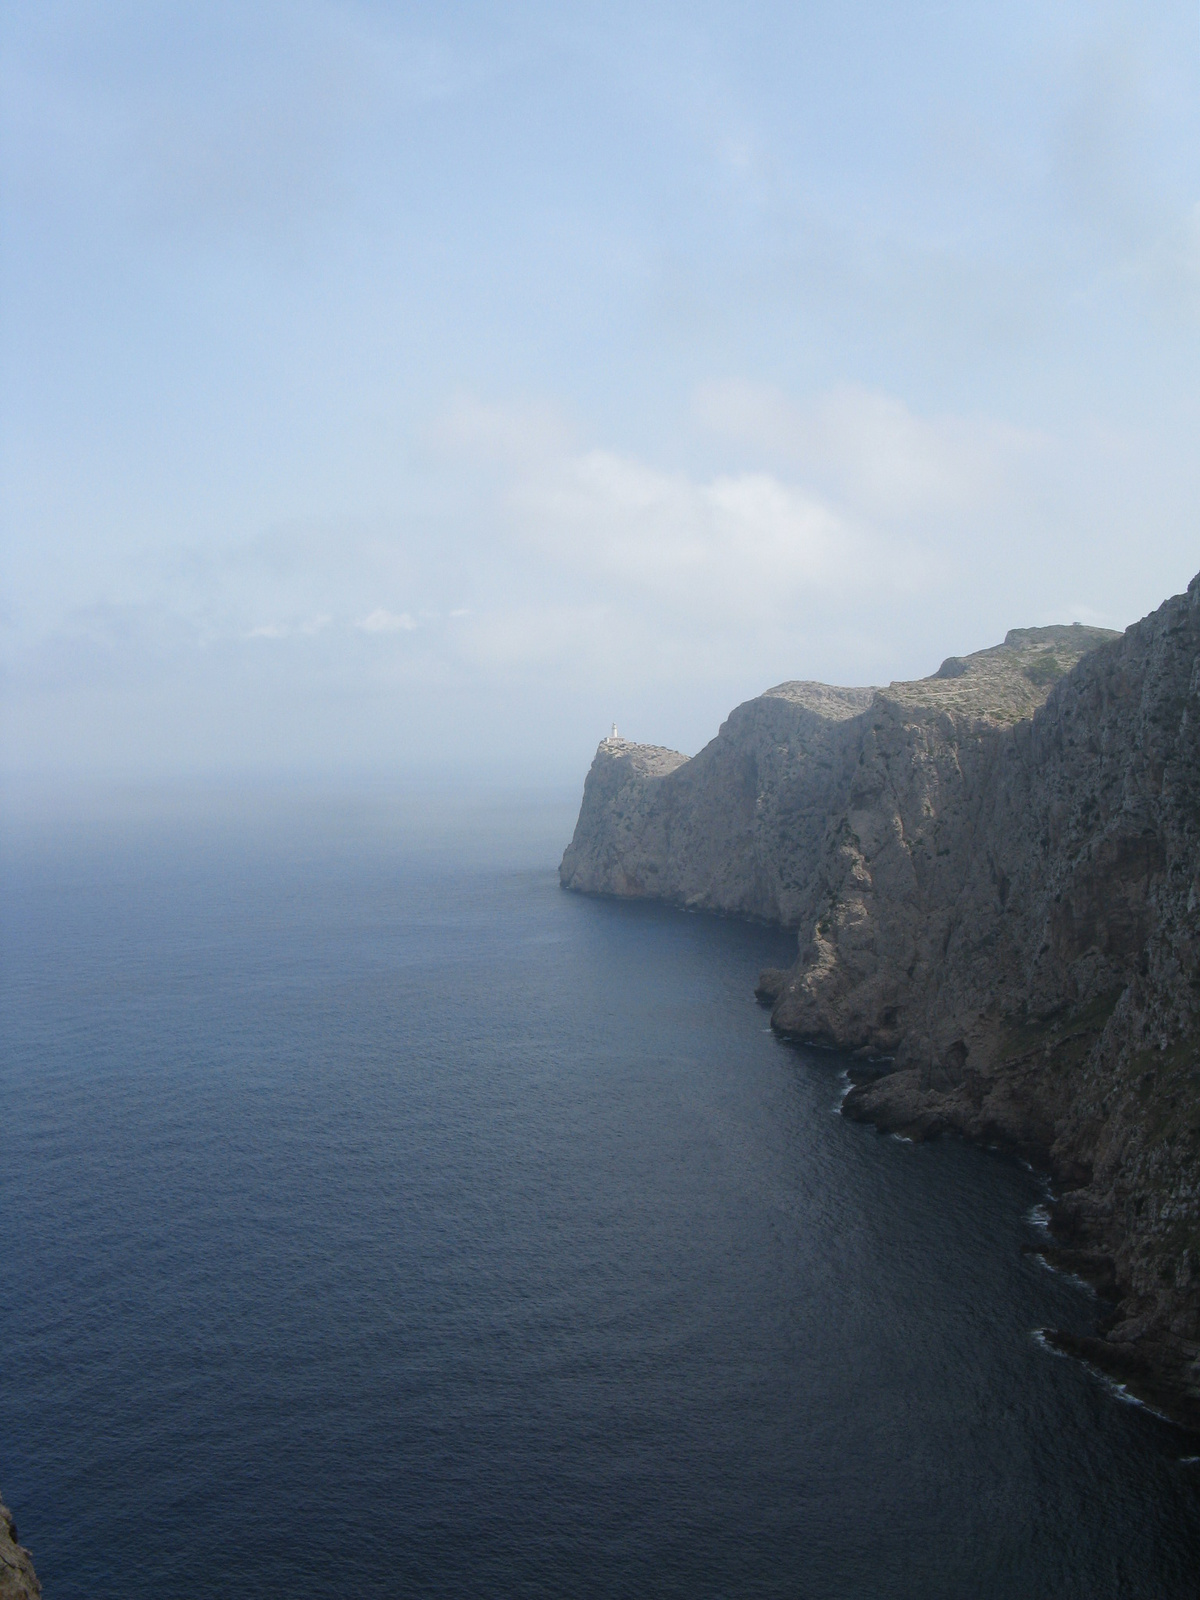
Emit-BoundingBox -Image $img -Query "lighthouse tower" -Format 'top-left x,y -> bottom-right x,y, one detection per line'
609,722 -> 619,741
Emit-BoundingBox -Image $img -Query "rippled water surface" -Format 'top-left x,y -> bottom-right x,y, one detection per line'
2,796 -> 1199,1598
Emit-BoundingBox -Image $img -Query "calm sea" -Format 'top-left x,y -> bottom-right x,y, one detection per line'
1,790 -> 1198,1598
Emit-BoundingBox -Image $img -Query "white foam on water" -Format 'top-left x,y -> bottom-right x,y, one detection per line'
1110,1381 -> 1144,1407
1033,1332 -> 1178,1426
1031,1328 -> 1065,1355
1029,1252 -> 1095,1294
1097,1376 -> 1176,1425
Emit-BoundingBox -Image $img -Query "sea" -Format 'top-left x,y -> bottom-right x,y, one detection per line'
1,786 -> 1199,1599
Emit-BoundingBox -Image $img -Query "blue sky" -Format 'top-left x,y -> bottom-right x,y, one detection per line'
3,1 -> 1199,786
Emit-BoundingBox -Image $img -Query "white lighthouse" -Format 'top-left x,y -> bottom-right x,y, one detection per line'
610,722 -> 619,740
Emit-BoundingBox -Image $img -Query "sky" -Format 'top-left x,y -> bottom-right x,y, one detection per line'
2,1 -> 1199,793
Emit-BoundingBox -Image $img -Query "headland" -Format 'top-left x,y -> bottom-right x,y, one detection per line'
562,577 -> 1200,1426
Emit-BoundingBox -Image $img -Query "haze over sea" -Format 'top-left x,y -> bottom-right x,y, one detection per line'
1,789 -> 1198,1599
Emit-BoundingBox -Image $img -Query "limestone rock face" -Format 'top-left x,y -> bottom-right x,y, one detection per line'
0,1498 -> 40,1600
560,686 -> 874,921
560,625 -> 1112,928
815,581 -> 1200,1422
562,595 -> 1200,1422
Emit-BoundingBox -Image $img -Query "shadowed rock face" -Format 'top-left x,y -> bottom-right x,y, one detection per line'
0,1499 -> 40,1600
563,590 -> 1200,1425
561,622 -> 1115,927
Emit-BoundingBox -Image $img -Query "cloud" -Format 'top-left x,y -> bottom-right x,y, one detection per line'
511,449 -> 859,615
4,385 -> 1089,709
9,380 -> 1186,782
246,614 -> 330,639
420,386 -> 1018,642
423,394 -> 574,467
692,380 -> 1047,518
358,608 -> 417,634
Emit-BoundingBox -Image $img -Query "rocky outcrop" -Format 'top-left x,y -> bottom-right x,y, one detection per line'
562,591 -> 1200,1425
0,1498 -> 40,1600
560,683 -> 874,922
561,624 -> 1112,926
787,582 -> 1200,1425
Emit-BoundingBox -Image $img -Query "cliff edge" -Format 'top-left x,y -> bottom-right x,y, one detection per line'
562,585 -> 1200,1424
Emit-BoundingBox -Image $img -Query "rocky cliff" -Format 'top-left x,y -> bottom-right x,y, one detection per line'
0,1498 -> 40,1600
561,622 -> 1114,925
559,682 -> 875,923
562,585 -> 1200,1425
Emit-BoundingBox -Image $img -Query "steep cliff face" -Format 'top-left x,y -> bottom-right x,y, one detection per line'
771,580 -> 1200,1420
561,624 -> 1113,927
0,1498 -> 40,1600
561,593 -> 1200,1422
560,683 -> 874,922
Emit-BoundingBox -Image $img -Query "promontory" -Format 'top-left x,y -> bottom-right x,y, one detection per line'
562,574 -> 1200,1426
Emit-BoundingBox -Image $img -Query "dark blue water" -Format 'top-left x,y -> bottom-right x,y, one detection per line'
2,798 -> 1199,1598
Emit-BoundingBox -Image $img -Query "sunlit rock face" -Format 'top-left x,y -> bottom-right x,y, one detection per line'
564,587 -> 1200,1424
